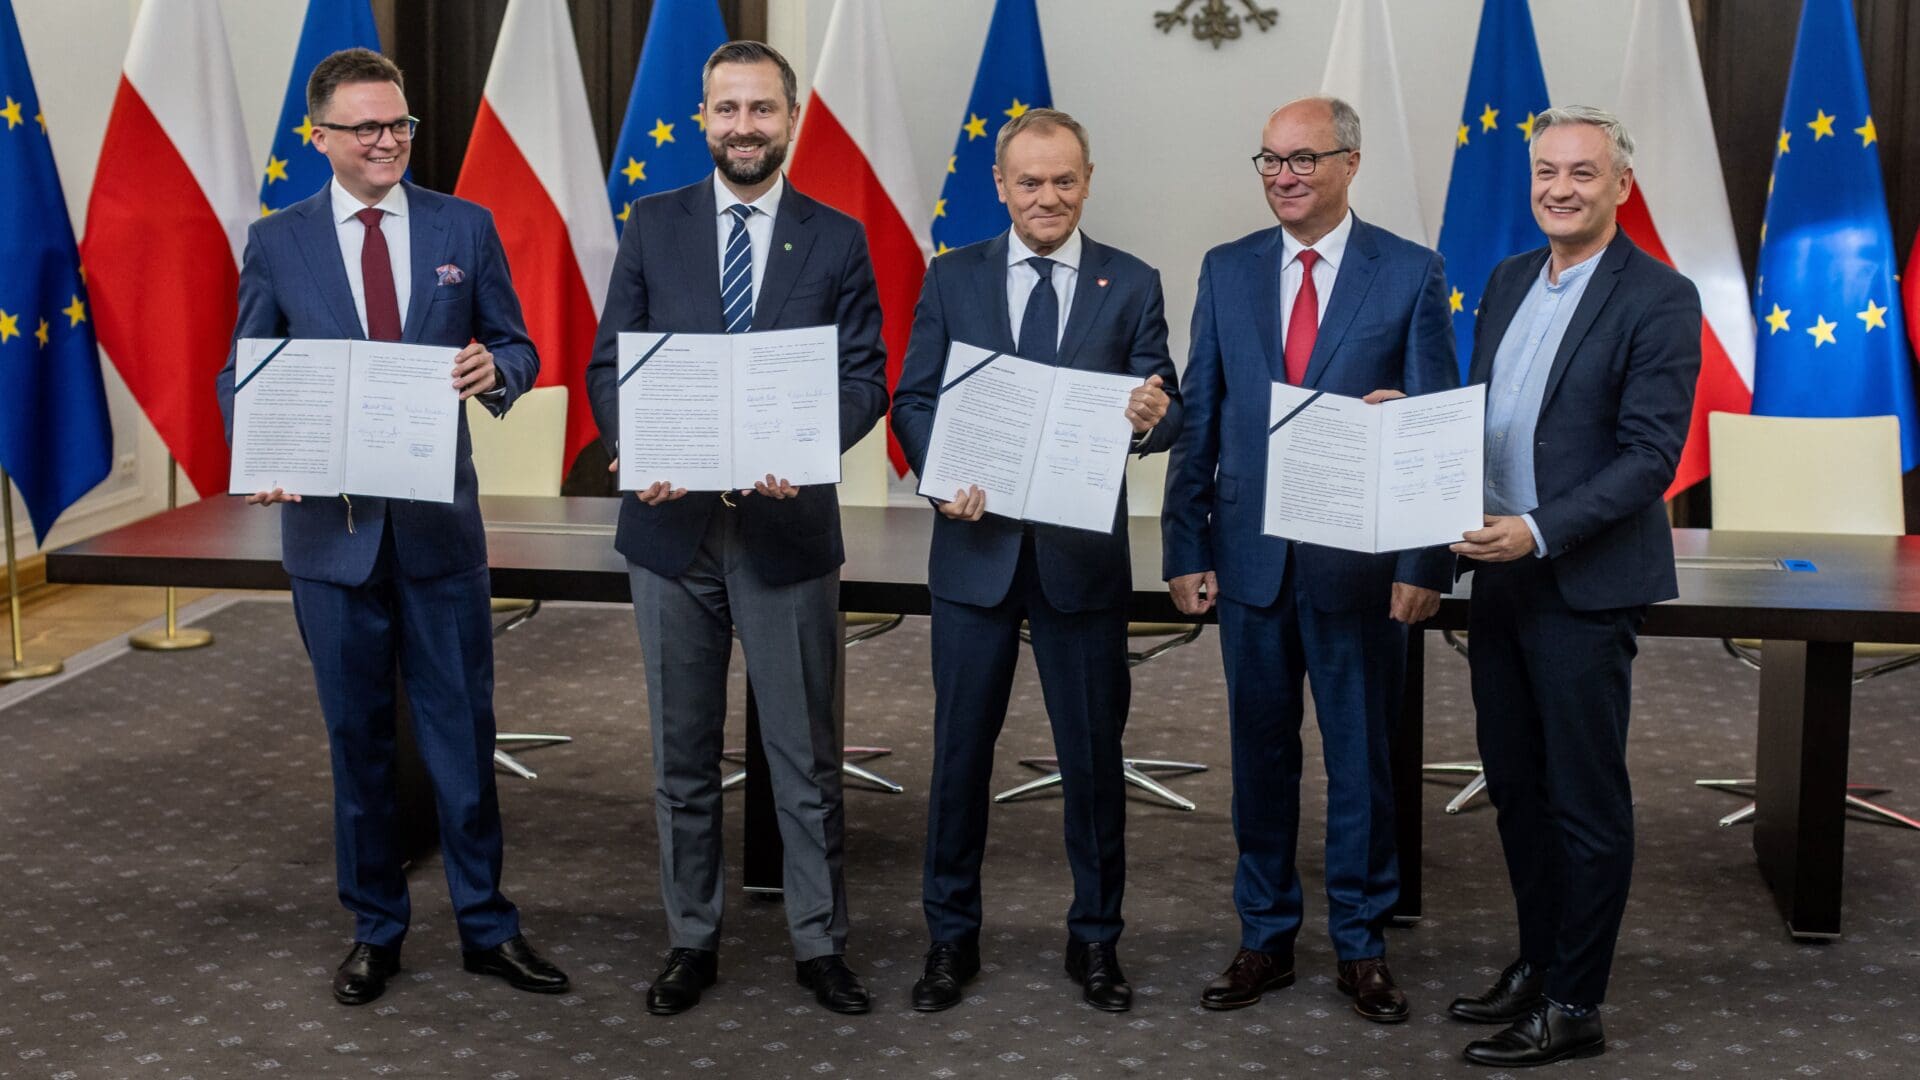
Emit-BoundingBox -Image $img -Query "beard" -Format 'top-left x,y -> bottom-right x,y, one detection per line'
710,134 -> 789,186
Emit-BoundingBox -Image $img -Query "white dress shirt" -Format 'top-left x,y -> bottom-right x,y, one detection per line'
1006,227 -> 1082,348
714,171 -> 783,301
1276,209 -> 1354,341
330,179 -> 412,336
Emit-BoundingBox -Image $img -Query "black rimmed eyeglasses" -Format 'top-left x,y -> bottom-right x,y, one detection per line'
317,116 -> 419,146
1251,147 -> 1353,177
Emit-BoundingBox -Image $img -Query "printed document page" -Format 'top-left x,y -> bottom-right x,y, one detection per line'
341,342 -> 462,504
1023,366 -> 1139,532
731,325 -> 842,486
229,338 -> 351,498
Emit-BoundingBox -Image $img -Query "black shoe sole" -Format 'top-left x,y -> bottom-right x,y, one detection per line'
1350,1002 -> 1411,1023
646,997 -> 699,1016
1463,1040 -> 1605,1067
1082,994 -> 1132,1013
332,986 -> 387,1006
1200,971 -> 1296,1010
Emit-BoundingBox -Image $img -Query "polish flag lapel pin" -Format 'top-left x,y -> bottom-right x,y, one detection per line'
1096,277 -> 1110,288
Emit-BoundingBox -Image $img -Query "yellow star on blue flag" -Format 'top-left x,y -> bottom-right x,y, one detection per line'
932,0 -> 1051,253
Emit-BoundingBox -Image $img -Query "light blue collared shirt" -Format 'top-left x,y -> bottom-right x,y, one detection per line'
1484,248 -> 1605,555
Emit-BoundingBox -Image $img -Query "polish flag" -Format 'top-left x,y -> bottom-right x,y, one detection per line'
82,0 -> 253,497
1613,0 -> 1754,497
454,0 -> 617,472
1320,0 -> 1427,247
788,0 -> 931,476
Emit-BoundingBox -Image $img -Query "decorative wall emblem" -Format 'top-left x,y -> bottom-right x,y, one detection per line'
1154,0 -> 1279,49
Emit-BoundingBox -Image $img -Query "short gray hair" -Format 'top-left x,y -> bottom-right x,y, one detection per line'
1530,105 -> 1634,173
994,107 -> 1092,168
1269,95 -> 1363,151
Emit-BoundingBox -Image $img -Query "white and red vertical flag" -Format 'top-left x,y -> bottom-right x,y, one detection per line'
788,0 -> 931,476
455,0 -> 618,473
82,0 -> 253,496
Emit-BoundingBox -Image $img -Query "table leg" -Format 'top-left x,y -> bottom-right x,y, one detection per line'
1390,628 -> 1426,925
1753,639 -> 1853,940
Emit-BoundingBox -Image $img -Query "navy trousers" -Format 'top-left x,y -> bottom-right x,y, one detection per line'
923,536 -> 1130,946
1469,557 -> 1641,1006
288,524 -> 519,951
1217,568 -> 1404,961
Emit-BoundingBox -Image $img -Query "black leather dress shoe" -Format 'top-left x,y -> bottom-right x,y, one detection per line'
332,942 -> 400,1006
646,948 -> 717,1015
1463,1003 -> 1605,1067
1064,939 -> 1131,1012
911,941 -> 981,1012
796,955 -> 871,1014
1201,947 -> 1295,1010
1337,956 -> 1409,1023
461,934 -> 570,994
1449,958 -> 1547,1025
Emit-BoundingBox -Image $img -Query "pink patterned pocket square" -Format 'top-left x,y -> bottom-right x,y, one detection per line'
436,263 -> 466,286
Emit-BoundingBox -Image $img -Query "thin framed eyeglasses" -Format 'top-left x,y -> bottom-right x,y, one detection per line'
317,116 -> 420,146
1251,147 -> 1352,177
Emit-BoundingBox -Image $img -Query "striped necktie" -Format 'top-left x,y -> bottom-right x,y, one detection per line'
721,203 -> 756,333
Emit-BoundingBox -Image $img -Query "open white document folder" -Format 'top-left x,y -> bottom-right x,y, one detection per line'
228,337 -> 461,503
617,325 -> 842,491
1262,382 -> 1486,553
916,342 -> 1139,533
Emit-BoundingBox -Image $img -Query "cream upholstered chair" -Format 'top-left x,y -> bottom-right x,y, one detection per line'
1697,412 -> 1918,829
467,385 -> 572,779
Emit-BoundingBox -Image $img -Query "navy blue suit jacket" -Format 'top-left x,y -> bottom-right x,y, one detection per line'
216,183 -> 539,586
1466,231 -> 1701,610
1161,215 -> 1457,611
891,232 -> 1182,614
585,177 -> 889,587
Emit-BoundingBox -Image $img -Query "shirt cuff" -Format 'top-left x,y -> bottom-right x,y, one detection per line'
478,383 -> 508,402
1521,513 -> 1548,558
1131,425 -> 1154,455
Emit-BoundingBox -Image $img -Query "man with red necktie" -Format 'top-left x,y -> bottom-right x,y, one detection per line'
1162,95 -> 1457,1024
216,48 -> 566,1007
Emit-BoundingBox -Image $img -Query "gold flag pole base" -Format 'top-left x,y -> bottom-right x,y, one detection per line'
0,657 -> 63,681
0,471 -> 66,679
127,459 -> 214,653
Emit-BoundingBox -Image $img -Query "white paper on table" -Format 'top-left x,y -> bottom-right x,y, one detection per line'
617,326 -> 841,491
1023,367 -> 1140,532
916,342 -> 1137,533
1262,383 -> 1484,552
341,342 -> 462,503
229,337 -> 350,498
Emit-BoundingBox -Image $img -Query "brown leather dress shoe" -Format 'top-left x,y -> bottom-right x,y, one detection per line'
1201,947 -> 1295,1010
1337,956 -> 1409,1023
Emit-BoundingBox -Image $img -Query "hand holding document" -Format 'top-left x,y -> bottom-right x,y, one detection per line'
916,342 -> 1141,533
229,338 -> 462,503
616,325 -> 841,492
1262,382 -> 1485,553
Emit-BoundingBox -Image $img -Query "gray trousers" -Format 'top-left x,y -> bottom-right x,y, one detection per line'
627,508 -> 848,960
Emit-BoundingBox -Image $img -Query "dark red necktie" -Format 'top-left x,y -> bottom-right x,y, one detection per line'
356,207 -> 403,341
1284,248 -> 1320,385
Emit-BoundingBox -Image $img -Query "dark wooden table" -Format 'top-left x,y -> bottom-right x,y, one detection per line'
48,497 -> 1920,940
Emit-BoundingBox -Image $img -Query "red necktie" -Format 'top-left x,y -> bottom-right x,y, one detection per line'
1284,248 -> 1320,385
356,207 -> 403,341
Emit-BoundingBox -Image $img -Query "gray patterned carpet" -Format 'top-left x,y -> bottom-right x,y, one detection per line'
1,597 -> 1917,1079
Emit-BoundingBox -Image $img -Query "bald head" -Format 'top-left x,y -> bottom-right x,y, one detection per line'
1258,96 -> 1361,244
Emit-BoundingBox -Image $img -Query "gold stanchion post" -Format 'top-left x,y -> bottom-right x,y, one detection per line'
129,457 -> 212,651
0,471 -> 63,681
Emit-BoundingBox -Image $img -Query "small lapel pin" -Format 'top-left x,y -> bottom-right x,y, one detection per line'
783,242 -> 793,252
1096,278 -> 1110,288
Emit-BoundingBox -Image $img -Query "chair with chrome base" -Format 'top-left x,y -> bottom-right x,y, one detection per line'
994,622 -> 1210,811
1422,629 -> 1489,814
1694,413 -> 1919,830
467,386 -> 573,780
721,612 -> 909,793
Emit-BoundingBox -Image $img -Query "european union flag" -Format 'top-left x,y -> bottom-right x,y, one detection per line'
1435,0 -> 1549,382
932,0 -> 1050,254
0,0 -> 111,543
608,0 -> 727,233
258,0 -> 382,214
1751,0 -> 1920,468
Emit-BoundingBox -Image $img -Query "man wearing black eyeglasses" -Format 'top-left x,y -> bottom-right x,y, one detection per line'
1163,95 -> 1457,1024
217,47 -> 567,1007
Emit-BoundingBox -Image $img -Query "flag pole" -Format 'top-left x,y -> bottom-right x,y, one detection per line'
0,471 -> 63,681
128,455 -> 212,652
